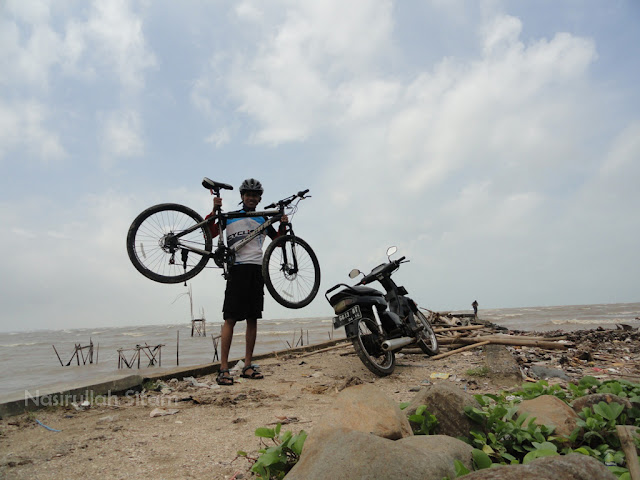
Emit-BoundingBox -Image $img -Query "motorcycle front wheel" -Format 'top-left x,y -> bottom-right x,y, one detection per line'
415,310 -> 440,356
352,315 -> 395,376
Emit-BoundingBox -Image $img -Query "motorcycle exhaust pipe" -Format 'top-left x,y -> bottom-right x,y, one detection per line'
381,336 -> 415,352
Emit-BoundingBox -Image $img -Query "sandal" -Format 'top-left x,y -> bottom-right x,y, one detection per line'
216,369 -> 234,385
241,364 -> 264,379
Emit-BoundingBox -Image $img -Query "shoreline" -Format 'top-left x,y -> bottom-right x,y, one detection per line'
0,338 -> 348,419
2,324 -> 640,479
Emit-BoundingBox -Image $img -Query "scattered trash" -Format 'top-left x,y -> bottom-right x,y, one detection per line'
430,372 -> 450,379
70,400 -> 91,411
184,376 -> 210,388
98,415 -> 118,423
230,360 -> 245,375
150,408 -> 180,418
35,419 -> 60,432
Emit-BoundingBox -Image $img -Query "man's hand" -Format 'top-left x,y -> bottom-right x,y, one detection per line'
212,197 -> 222,213
281,214 -> 288,223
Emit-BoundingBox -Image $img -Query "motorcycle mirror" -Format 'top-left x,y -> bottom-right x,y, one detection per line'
349,269 -> 361,279
386,246 -> 397,258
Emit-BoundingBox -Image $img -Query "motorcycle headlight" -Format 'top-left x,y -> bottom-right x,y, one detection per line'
333,298 -> 356,314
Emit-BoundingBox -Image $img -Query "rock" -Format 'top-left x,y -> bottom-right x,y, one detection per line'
149,408 -> 179,418
484,344 -> 522,386
399,434 -> 474,469
517,395 -> 579,437
286,428 -> 472,480
306,384 -> 411,448
528,365 -> 571,381
404,381 -> 480,438
571,393 -> 633,414
460,453 -> 616,479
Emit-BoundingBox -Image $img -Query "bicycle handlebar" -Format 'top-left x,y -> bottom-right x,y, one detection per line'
264,189 -> 310,209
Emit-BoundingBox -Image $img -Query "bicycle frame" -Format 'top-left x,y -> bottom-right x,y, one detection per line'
168,205 -> 297,278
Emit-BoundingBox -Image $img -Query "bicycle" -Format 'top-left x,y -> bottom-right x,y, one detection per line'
126,177 -> 321,309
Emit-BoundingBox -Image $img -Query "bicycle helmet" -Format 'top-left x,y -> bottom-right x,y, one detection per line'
239,178 -> 264,195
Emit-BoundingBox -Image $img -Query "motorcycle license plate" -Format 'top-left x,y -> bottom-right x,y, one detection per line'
333,305 -> 362,329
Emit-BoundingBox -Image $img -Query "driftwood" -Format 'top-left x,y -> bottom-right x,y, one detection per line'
298,342 -> 351,358
433,325 -> 488,334
439,336 -> 570,350
617,426 -> 640,480
429,341 -> 491,361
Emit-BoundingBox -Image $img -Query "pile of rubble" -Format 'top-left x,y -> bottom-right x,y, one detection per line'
426,310 -> 640,384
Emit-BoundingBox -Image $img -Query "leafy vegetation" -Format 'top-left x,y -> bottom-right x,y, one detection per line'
457,376 -> 640,479
238,423 -> 307,479
241,376 -> 640,479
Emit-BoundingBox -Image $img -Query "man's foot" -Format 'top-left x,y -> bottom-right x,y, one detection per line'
240,365 -> 264,379
216,369 -> 234,385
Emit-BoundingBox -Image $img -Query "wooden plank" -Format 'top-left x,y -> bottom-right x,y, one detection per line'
429,341 -> 491,361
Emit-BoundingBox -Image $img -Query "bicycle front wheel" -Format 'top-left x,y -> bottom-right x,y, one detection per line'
262,235 -> 320,309
126,203 -> 212,284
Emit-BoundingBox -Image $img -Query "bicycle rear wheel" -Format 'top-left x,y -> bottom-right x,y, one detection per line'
126,203 -> 212,284
262,235 -> 320,309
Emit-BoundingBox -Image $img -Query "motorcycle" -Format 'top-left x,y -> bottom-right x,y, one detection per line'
325,246 -> 439,376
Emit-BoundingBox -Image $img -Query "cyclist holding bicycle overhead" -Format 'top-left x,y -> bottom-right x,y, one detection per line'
206,178 -> 288,386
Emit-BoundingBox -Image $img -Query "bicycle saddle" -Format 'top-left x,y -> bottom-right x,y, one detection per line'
202,177 -> 233,191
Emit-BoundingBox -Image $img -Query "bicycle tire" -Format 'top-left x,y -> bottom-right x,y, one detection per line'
262,235 -> 320,309
126,203 -> 212,284
415,310 -> 440,356
352,314 -> 395,376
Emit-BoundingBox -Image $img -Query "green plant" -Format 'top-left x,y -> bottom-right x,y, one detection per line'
238,423 -> 307,480
407,405 -> 439,435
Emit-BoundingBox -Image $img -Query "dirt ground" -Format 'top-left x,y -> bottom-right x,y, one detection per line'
1,327 -> 638,480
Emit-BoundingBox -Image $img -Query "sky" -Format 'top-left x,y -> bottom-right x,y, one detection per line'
1,0 -> 639,332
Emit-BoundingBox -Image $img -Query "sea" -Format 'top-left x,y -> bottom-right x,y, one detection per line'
1,303 -> 638,399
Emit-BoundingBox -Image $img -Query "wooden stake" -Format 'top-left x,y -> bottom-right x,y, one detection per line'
429,341 -> 491,361
52,345 -> 63,366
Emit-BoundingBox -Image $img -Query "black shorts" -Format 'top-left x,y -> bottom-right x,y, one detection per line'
222,264 -> 264,320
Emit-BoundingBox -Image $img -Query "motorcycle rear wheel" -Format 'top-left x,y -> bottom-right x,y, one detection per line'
352,315 -> 395,376
415,310 -> 439,356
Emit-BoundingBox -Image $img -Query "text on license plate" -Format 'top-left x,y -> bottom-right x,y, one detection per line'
333,305 -> 362,329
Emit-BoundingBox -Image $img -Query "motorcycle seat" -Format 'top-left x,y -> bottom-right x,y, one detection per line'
349,286 -> 384,296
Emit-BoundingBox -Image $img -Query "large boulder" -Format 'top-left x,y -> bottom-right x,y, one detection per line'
285,428 -> 473,480
308,383 -> 412,442
460,453 -> 616,479
516,394 -> 579,437
404,381 -> 481,438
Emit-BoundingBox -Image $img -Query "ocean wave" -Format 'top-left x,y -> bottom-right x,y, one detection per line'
551,318 -> 639,325
0,342 -> 38,348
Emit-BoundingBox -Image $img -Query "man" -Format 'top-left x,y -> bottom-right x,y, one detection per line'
207,178 -> 287,385
472,300 -> 479,319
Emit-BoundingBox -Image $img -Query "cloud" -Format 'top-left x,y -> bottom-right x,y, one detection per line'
99,109 -> 144,165
0,99 -> 66,162
69,0 -> 157,90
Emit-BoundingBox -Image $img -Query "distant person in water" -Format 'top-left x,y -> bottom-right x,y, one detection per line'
472,300 -> 479,319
